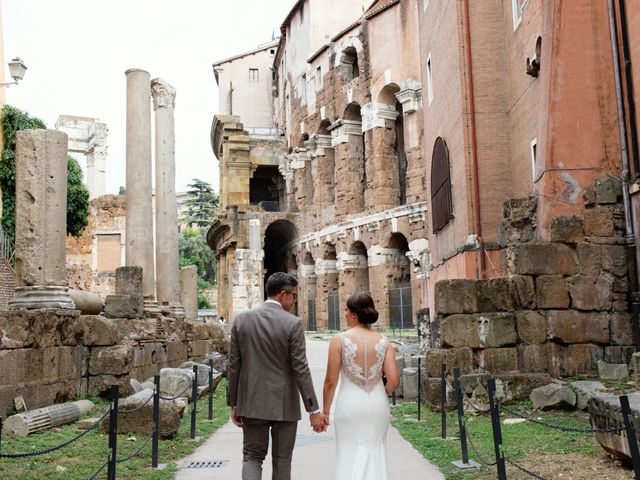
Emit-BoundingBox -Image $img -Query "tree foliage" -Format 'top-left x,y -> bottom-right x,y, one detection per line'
0,105 -> 46,240
67,156 -> 90,237
184,178 -> 218,228
179,227 -> 217,309
0,105 -> 90,239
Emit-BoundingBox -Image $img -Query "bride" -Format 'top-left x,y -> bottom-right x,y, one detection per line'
321,292 -> 400,480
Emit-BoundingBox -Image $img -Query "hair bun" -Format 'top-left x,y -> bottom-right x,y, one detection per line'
346,292 -> 379,325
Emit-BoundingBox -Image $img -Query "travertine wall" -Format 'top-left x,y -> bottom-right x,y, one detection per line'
0,311 -> 227,414
428,176 -> 636,378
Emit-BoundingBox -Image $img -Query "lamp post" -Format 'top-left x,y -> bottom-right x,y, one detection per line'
0,58 -> 27,87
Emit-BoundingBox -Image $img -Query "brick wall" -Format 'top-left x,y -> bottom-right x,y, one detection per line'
0,259 -> 15,311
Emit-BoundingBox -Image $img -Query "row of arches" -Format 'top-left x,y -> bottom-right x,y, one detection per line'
262,219 -> 416,330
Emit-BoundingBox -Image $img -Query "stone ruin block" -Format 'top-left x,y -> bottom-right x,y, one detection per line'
517,344 -> 548,373
88,345 -> 133,376
566,344 -> 604,375
434,279 -> 478,314
422,377 -> 457,411
515,310 -> 547,345
401,367 -> 424,401
80,315 -> 117,346
480,348 -> 518,373
536,275 -> 570,309
609,312 -> 636,346
547,310 -> 610,344
441,313 -> 516,349
166,340 -> 188,364
185,321 -> 212,341
511,242 -> 578,275
594,176 -> 622,204
604,346 -> 636,365
551,215 -> 584,244
589,390 -> 640,462
494,373 -> 553,403
0,309 -> 81,349
584,207 -> 615,237
568,275 -> 613,311
104,294 -> 144,319
87,374 -> 132,398
476,276 -> 535,312
426,348 -> 473,378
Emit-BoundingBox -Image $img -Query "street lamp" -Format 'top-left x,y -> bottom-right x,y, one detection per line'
0,58 -> 27,87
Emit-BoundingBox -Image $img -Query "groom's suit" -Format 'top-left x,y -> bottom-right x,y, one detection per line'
228,300 -> 319,479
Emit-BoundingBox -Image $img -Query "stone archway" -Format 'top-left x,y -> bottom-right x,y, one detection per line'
263,220 -> 298,299
315,243 -> 339,330
338,241 -> 370,329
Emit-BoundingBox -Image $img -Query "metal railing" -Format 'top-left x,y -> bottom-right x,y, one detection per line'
0,224 -> 15,267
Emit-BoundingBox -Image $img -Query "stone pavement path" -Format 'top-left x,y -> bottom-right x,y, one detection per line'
174,339 -> 444,479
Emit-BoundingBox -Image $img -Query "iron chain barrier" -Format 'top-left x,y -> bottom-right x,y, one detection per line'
0,358 -> 219,479
403,363 -> 640,480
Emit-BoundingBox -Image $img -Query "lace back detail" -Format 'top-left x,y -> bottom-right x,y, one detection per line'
340,333 -> 387,393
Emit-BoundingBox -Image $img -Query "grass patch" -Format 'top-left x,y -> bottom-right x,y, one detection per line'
392,400 -> 604,479
0,380 -> 230,479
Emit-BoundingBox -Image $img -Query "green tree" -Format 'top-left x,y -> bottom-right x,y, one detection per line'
66,156 -> 90,237
0,105 -> 91,240
0,105 -> 46,241
118,186 -> 126,195
179,227 -> 217,308
184,178 -> 218,228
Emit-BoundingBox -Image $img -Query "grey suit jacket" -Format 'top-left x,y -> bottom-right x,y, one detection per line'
228,301 -> 319,421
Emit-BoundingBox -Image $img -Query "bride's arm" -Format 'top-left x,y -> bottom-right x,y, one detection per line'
383,343 -> 400,395
322,335 -> 342,419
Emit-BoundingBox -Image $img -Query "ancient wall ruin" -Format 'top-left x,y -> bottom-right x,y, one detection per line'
0,310 -> 226,414
428,176 -> 636,379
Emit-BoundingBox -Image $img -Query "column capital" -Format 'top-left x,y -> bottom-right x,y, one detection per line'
151,78 -> 176,110
361,102 -> 399,132
329,119 -> 363,146
395,78 -> 423,115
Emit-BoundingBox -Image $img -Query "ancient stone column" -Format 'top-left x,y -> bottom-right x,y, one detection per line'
125,68 -> 159,316
180,265 -> 198,320
9,129 -> 75,310
151,78 -> 183,318
4,400 -> 95,436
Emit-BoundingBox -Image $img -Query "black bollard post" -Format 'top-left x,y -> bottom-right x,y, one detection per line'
620,395 -> 640,479
208,358 -> 214,421
107,384 -> 119,480
440,364 -> 447,439
152,374 -> 160,468
451,368 -> 479,469
487,379 -> 507,480
0,416 -> 3,452
191,365 -> 198,439
417,357 -> 422,422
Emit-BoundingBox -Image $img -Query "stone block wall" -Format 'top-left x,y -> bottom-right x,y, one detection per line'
0,259 -> 16,311
429,176 -> 637,379
0,310 -> 228,415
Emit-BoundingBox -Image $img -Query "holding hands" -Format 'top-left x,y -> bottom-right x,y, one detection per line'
310,411 -> 330,433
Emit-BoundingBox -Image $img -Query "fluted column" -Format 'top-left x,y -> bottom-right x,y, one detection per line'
125,68 -> 159,315
151,78 -> 183,318
9,129 -> 75,310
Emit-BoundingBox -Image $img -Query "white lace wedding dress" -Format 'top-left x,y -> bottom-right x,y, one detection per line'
334,332 -> 390,480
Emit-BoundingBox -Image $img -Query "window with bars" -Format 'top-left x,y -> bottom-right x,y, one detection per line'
431,137 -> 453,232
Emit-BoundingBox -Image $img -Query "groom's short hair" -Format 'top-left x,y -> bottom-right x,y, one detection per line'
266,272 -> 298,297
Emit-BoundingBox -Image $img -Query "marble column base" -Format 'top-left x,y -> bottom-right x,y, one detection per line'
169,303 -> 185,320
143,299 -> 163,318
9,285 -> 76,310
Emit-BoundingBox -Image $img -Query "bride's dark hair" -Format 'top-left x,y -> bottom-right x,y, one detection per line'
346,292 -> 379,325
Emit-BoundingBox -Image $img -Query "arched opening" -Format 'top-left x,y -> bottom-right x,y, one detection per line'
319,119 -> 332,135
320,243 -> 340,330
341,46 -> 359,81
386,233 -> 412,330
263,220 -> 298,299
250,165 -> 285,211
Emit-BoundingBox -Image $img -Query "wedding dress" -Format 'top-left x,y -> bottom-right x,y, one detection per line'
334,332 -> 390,480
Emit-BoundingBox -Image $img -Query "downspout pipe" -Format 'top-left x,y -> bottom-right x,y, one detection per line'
607,0 -> 640,326
462,0 -> 486,279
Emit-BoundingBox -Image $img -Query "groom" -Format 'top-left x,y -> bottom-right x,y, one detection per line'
228,272 -> 326,480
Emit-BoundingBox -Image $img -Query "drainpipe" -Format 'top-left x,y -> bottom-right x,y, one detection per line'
607,0 -> 640,326
462,0 -> 486,279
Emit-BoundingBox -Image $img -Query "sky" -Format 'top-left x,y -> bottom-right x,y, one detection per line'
1,0 -> 294,194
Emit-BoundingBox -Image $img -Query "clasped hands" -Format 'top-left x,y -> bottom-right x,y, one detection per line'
310,411 -> 330,433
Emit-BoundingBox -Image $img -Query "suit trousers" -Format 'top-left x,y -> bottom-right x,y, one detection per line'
242,417 -> 298,480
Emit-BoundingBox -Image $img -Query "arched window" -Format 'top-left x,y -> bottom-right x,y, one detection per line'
431,137 -> 453,232
341,47 -> 359,81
